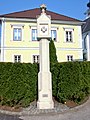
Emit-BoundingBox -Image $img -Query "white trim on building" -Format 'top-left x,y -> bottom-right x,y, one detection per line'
1,18 -> 5,62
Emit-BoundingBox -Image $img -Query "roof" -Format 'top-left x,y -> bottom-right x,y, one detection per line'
0,8 -> 81,22
82,17 -> 90,33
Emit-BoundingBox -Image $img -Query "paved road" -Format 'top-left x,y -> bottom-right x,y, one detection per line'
20,97 -> 90,120
0,97 -> 90,120
0,113 -> 22,120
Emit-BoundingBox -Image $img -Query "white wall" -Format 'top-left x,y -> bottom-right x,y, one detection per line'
82,31 -> 90,61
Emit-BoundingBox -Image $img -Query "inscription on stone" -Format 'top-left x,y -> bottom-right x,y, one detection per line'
42,94 -> 48,97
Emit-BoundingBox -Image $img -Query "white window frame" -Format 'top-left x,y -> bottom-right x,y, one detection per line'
51,30 -> 57,42
11,24 -> 24,41
51,27 -> 58,42
14,55 -> 21,63
13,28 -> 22,41
64,28 -> 74,43
33,55 -> 39,63
30,26 -> 37,41
67,55 -> 73,61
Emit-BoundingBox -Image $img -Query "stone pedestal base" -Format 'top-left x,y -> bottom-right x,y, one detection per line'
37,72 -> 54,109
37,100 -> 54,109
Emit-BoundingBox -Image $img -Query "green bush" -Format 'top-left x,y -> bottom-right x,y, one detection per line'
0,61 -> 90,107
51,62 -> 90,103
0,63 -> 38,107
51,63 -> 59,97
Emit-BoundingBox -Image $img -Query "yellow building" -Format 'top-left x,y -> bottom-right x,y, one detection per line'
0,6 -> 83,63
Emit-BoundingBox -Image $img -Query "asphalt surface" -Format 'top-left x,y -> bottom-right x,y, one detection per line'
20,97 -> 90,120
0,97 -> 90,120
0,113 -> 22,120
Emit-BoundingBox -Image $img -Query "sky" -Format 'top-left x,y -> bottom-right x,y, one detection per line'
0,0 -> 89,20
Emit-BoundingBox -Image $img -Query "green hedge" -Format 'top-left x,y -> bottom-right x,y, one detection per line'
0,63 -> 38,107
0,62 -> 90,107
51,62 -> 90,103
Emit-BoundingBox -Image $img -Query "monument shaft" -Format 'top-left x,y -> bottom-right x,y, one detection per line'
37,39 -> 54,109
37,4 -> 54,109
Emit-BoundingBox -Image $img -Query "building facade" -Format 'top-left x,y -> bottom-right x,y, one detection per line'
82,1 -> 90,61
0,6 -> 83,63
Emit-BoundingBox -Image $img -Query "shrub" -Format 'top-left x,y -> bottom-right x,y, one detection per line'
49,39 -> 58,63
0,63 -> 38,107
51,62 -> 90,103
0,61 -> 90,107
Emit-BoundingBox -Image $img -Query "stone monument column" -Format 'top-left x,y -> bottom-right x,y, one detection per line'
37,4 -> 54,109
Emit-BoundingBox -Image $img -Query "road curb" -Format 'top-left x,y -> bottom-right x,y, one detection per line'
0,96 -> 89,116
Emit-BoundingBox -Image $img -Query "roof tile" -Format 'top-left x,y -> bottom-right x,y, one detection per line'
0,8 -> 81,22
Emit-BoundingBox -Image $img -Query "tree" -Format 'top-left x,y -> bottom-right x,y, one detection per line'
49,39 -> 58,63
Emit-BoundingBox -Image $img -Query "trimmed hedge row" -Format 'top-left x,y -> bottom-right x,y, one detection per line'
51,62 -> 90,103
0,63 -> 38,107
0,61 -> 90,107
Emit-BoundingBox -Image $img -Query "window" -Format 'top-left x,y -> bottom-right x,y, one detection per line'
51,30 -> 57,41
64,28 -> 74,42
67,55 -> 73,61
33,55 -> 39,63
32,29 -> 37,41
14,55 -> 21,62
66,31 -> 72,42
13,28 -> 22,41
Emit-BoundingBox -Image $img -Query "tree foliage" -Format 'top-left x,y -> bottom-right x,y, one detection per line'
49,39 -> 58,63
